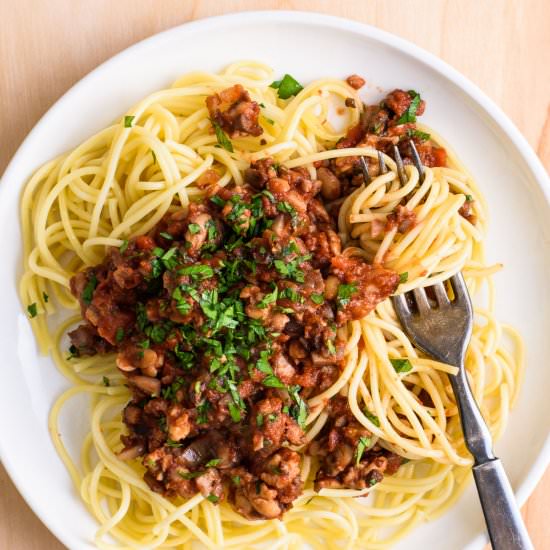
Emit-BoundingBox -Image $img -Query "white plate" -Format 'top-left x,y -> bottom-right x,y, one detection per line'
1,11 -> 549,550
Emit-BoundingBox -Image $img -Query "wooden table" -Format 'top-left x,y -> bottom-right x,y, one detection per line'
1,1 -> 548,548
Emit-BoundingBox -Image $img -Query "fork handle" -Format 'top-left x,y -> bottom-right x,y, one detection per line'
448,370 -> 532,549
473,459 -> 533,550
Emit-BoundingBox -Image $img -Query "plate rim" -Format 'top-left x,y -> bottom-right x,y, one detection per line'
1,9 -> 549,550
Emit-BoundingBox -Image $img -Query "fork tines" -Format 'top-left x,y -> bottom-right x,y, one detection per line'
393,273 -> 471,318
360,140 -> 424,188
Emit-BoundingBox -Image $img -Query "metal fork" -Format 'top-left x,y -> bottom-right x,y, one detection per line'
370,143 -> 533,550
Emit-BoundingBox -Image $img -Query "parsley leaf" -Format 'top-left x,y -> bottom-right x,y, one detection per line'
115,327 -> 125,342
211,120 -> 234,152
197,400 -> 210,424
311,293 -> 324,304
281,288 -> 303,303
206,494 -> 219,503
124,115 -> 135,128
399,272 -> 409,284
161,247 -> 179,270
262,374 -> 286,388
396,91 -> 422,124
162,377 -> 186,401
210,196 -> 226,207
188,223 -> 201,234
82,273 -> 98,304
102,376 -> 110,387
270,74 -> 304,99
178,470 -> 204,480
205,458 -> 222,468
257,285 -> 278,309
355,436 -> 371,465
228,402 -> 242,422
363,408 -> 380,427
119,240 -> 129,253
336,282 -> 357,308
42,292 -> 49,303
178,265 -> 214,280
288,385 -> 308,429
407,128 -> 431,141
27,303 -> 37,318
390,358 -> 413,373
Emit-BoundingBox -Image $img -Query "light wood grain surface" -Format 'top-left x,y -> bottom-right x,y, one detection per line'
1,1 -> 549,549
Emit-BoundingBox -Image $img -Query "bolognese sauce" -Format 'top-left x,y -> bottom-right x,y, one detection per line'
66,85 -> 450,520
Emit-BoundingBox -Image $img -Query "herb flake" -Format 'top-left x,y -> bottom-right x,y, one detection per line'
270,74 -> 304,99
390,358 -> 413,373
211,120 -> 234,152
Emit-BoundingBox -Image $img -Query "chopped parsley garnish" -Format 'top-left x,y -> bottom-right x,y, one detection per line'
27,303 -> 37,318
82,273 -> 98,305
206,494 -> 219,503
138,339 -> 150,349
326,339 -> 336,355
166,439 -> 183,448
465,194 -> 474,202
178,265 -> 214,280
256,350 -> 272,374
270,74 -> 304,99
257,285 -> 278,309
160,231 -> 173,240
407,128 -> 430,141
231,475 -> 241,485
256,413 -> 264,427
160,247 -> 179,270
228,402 -> 242,422
262,374 -> 286,388
188,223 -> 201,234
136,303 -> 148,331
119,240 -> 129,253
146,323 -> 169,344
102,376 -> 110,387
205,458 -> 222,468
277,201 -> 297,217
281,288 -> 304,303
396,91 -> 422,124
197,400 -> 210,424
390,358 -> 413,373
288,385 -> 308,429
363,408 -> 380,427
124,115 -> 135,128
162,377 -> 186,401
42,292 -> 49,303
178,471 -> 204,479
398,272 -> 409,284
355,436 -> 371,465
336,282 -> 357,308
210,195 -> 225,207
115,327 -> 125,342
211,120 -> 234,152
311,293 -> 324,304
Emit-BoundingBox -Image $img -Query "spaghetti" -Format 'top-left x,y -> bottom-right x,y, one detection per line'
19,62 -> 523,549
